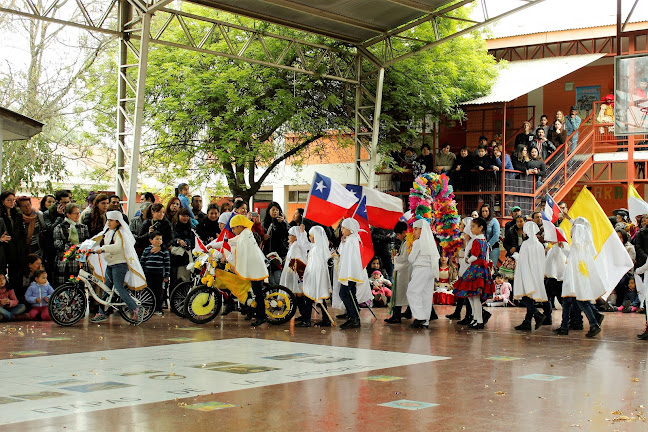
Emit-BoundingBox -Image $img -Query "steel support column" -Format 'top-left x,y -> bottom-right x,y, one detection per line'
368,67 -> 385,189
115,0 -> 131,199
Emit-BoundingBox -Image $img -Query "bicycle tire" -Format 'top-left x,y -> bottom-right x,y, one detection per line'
118,286 -> 156,324
48,283 -> 87,326
263,284 -> 297,325
183,285 -> 222,324
170,281 -> 192,318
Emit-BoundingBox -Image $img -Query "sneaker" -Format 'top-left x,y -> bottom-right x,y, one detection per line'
553,327 -> 569,335
132,307 -> 144,325
622,300 -> 631,313
89,313 -> 108,323
631,306 -> 638,313
457,316 -> 473,325
569,323 -> 584,331
154,311 -> 163,316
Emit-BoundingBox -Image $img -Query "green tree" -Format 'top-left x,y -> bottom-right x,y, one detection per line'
88,4 -> 497,200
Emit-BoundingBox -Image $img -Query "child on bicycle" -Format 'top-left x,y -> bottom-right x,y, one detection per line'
25,269 -> 54,321
90,211 -> 147,324
140,231 -> 170,316
224,214 -> 269,327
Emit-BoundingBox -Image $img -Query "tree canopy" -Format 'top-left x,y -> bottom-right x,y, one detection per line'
88,4 -> 498,201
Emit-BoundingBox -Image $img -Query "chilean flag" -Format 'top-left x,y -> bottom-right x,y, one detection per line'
352,195 -> 375,268
215,213 -> 234,242
304,172 -> 358,226
542,212 -> 568,243
544,194 -> 561,224
345,184 -> 404,229
193,231 -> 208,253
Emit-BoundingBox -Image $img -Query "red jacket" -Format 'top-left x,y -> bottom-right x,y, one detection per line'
0,287 -> 19,308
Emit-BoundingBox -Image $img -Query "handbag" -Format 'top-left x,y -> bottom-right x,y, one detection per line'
170,246 -> 186,256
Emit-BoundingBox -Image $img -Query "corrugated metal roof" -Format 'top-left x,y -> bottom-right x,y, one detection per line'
462,53 -> 605,105
189,0 -> 456,43
485,0 -> 648,39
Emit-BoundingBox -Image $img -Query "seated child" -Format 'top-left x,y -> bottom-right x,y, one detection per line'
486,273 -> 512,306
25,269 -> 54,321
0,274 -> 29,321
618,277 -> 641,313
370,270 -> 392,307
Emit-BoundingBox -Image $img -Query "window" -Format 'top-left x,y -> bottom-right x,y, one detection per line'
289,190 -> 309,203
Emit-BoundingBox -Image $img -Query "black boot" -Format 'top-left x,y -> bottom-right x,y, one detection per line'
409,319 -> 428,329
385,306 -> 402,323
295,320 -> 311,327
483,309 -> 492,324
457,315 -> 472,325
515,320 -> 532,331
402,307 -> 412,319
533,312 -> 546,330
637,325 -> 648,340
553,327 -> 569,335
336,313 -> 348,319
340,318 -> 361,329
429,307 -> 439,321
446,312 -> 461,319
585,325 -> 601,338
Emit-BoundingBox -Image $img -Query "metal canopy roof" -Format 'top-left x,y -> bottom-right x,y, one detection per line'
0,107 -> 44,141
462,54 -> 606,105
188,0 -> 457,44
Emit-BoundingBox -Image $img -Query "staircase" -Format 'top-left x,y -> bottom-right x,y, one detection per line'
534,111 -> 596,202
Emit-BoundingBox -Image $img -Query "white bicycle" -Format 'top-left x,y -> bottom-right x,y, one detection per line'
48,267 -> 156,326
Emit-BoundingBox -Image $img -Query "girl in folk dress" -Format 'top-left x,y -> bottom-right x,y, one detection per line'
435,255 -> 458,304
453,217 -> 495,329
406,219 -> 440,329
555,217 -> 606,338
298,226 -> 332,328
281,225 -> 310,322
513,221 -> 549,331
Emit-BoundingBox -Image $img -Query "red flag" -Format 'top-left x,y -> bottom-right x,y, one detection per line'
304,172 -> 358,226
215,213 -> 235,242
194,233 -> 208,253
352,195 -> 374,268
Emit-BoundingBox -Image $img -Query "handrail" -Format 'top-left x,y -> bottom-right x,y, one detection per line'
543,111 -> 595,167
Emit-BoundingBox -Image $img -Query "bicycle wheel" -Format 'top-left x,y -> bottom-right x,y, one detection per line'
170,281 -> 192,318
48,283 -> 87,326
118,287 -> 156,324
263,284 -> 297,325
183,285 -> 222,324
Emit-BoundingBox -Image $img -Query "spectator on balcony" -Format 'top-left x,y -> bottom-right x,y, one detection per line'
515,121 -> 535,149
512,144 -> 530,177
399,147 -> 417,192
473,136 -> 489,156
452,146 -> 473,191
474,145 -> 495,193
597,94 -> 615,134
547,119 -> 567,151
435,142 -> 456,176
564,106 -> 582,151
527,147 -> 547,185
531,128 -> 556,161
418,144 -> 435,174
492,145 -> 513,173
535,115 -> 550,138
549,111 -> 566,133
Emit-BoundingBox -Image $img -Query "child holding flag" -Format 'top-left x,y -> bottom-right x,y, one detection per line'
224,214 -> 269,327
337,218 -> 371,329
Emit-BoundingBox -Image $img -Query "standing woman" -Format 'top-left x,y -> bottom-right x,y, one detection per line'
166,197 -> 181,222
137,203 -> 173,250
40,195 -> 55,213
512,145 -> 530,177
480,204 -> 500,271
263,202 -> 290,283
547,119 -> 567,150
83,194 -> 109,237
171,208 -> 194,287
53,203 -> 90,286
0,191 -> 28,297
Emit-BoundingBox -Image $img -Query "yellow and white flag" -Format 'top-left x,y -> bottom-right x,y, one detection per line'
560,187 -> 633,299
627,183 -> 648,222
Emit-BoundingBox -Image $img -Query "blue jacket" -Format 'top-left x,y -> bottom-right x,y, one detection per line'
485,218 -> 501,250
25,281 -> 54,307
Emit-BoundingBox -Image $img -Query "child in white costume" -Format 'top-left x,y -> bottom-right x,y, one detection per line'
407,219 -> 440,329
89,211 -> 147,324
224,214 -> 269,327
544,229 -> 570,323
280,226 -> 309,295
555,217 -> 605,338
513,221 -> 549,331
336,218 -> 372,329
385,221 -> 412,324
298,226 -> 332,327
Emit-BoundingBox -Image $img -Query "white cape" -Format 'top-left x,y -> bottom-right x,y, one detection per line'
279,229 -> 309,294
544,243 -> 569,280
227,229 -> 269,281
513,222 -> 547,301
562,218 -> 607,300
302,226 -> 330,302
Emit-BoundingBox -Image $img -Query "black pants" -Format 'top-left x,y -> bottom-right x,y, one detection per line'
339,281 -> 359,320
145,272 -> 164,312
300,296 -> 313,322
251,280 -> 265,319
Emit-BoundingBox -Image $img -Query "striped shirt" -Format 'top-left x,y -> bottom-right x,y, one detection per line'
140,246 -> 171,279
